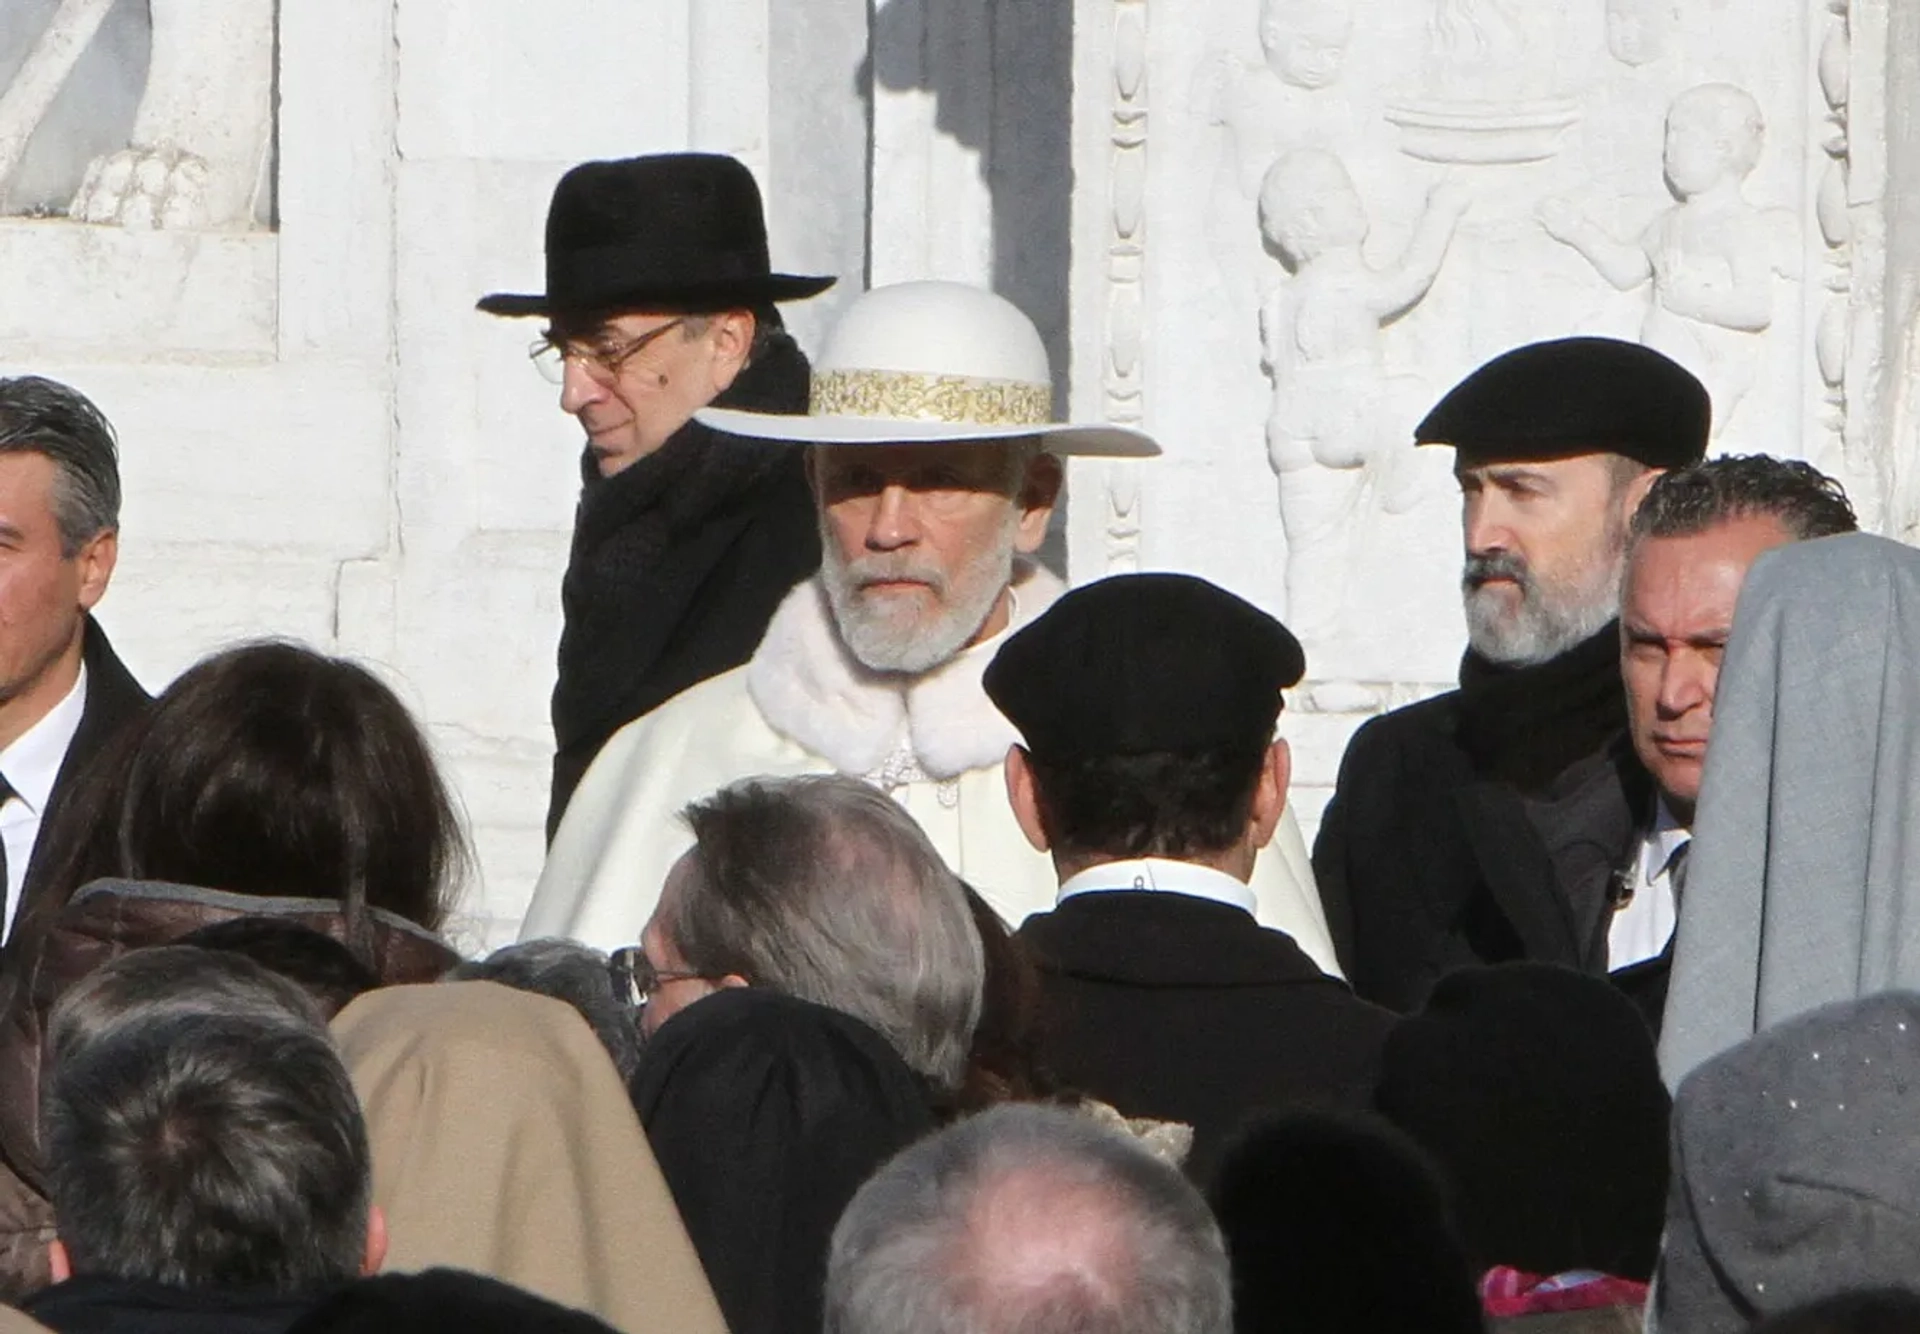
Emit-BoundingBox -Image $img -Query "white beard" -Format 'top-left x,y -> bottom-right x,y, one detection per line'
818,507 -> 1021,675
1463,540 -> 1625,667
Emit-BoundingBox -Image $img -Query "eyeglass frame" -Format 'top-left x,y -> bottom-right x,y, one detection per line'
528,316 -> 690,386
609,944 -> 709,1007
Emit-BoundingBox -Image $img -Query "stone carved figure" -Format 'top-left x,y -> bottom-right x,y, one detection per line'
1258,0 -> 1353,91
0,0 -> 274,227
1257,150 -> 1467,644
1606,0 -> 1678,66
1202,0 -> 1356,198
1539,84 -> 1795,431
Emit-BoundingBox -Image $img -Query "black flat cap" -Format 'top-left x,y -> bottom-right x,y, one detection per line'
984,574 -> 1305,759
1416,336 -> 1710,469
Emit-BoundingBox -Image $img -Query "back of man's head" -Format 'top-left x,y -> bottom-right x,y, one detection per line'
983,574 -> 1304,871
666,774 -> 984,1087
41,946 -> 372,1294
826,1103 -> 1232,1334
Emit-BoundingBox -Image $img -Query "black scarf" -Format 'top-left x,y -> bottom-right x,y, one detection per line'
551,332 -> 818,807
1454,622 -> 1629,794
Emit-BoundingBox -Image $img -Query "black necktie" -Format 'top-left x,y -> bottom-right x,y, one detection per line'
1665,838 -> 1691,911
0,771 -> 17,907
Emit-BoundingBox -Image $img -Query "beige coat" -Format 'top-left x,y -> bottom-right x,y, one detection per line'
526,568 -> 1338,974
332,982 -> 727,1334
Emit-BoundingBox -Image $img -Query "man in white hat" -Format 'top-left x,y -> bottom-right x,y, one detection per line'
522,281 -> 1335,970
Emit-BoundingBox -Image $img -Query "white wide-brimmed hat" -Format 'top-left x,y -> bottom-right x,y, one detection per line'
698,280 -> 1160,457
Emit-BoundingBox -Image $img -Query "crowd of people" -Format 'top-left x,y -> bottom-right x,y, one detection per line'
0,148 -> 1914,1334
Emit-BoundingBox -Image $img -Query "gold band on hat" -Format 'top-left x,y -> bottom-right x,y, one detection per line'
809,369 -> 1052,426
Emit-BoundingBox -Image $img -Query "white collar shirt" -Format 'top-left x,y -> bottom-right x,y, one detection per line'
0,663 -> 88,942
1607,795 -> 1688,971
1056,857 -> 1258,916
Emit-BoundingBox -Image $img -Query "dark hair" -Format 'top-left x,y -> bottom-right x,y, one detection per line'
1630,454 -> 1857,546
1753,1290 -> 1920,1334
175,917 -> 382,1019
946,887 -> 1053,1115
1210,1110 -> 1483,1334
0,376 -> 121,554
1023,744 -> 1269,862
35,642 -> 466,947
447,939 -> 639,1081
43,951 -> 370,1293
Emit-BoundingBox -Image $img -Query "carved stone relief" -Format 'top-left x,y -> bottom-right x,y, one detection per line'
1257,149 -> 1465,642
1100,0 -> 1149,576
1606,0 -> 1678,67
1539,83 -> 1797,435
1,0 -> 275,228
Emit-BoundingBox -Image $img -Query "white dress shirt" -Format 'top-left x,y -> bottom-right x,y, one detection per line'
1608,795 -> 1687,971
1057,856 -> 1258,916
0,663 -> 88,942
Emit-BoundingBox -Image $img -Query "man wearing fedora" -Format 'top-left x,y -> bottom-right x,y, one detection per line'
479,153 -> 835,837
521,281 -> 1337,972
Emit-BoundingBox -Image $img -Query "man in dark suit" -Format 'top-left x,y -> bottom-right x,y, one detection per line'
1313,338 -> 1708,1013
984,573 -> 1394,1184
0,377 -> 149,945
1609,455 -> 1856,1030
478,154 -> 834,837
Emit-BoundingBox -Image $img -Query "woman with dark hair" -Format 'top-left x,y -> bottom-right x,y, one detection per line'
0,641 -> 469,1298
30,640 -> 464,936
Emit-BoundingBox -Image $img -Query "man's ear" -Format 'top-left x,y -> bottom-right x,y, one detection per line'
1620,465 -> 1661,520
48,1237 -> 71,1284
1247,738 -> 1292,849
75,528 -> 117,613
705,309 -> 757,394
1003,746 -> 1052,854
1012,452 -> 1064,555
362,1204 -> 388,1276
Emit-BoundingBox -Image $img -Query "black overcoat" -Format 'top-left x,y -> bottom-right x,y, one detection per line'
1018,889 -> 1396,1186
1313,624 -> 1650,1014
548,333 -> 821,836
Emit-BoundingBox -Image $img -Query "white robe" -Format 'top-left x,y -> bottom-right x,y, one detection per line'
524,565 -> 1340,974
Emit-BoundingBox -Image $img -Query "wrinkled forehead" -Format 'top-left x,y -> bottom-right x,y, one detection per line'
810,438 -> 1037,487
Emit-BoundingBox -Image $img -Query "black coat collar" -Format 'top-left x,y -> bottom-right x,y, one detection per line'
1020,891 -> 1335,990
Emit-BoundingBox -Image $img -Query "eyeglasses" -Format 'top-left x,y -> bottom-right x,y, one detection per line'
529,318 -> 688,385
609,945 -> 707,1007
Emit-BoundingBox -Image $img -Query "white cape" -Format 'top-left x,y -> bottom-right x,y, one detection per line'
525,567 -> 1339,974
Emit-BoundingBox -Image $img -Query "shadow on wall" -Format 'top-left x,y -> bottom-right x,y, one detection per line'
860,0 -> 1074,410
0,0 -> 149,214
860,0 -> 1074,571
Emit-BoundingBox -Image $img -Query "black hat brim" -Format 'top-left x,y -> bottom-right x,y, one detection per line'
477,272 -> 836,319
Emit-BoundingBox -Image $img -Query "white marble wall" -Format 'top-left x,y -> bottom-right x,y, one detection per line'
0,0 -> 1912,945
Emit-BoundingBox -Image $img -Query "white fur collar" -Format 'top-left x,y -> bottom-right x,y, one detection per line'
747,561 -> 1065,780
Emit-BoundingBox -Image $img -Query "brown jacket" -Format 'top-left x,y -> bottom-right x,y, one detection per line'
334,982 -> 729,1334
0,879 -> 457,1300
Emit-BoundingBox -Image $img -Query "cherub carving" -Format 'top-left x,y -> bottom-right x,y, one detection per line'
1201,0 -> 1355,198
1539,84 -> 1795,430
1257,150 -> 1467,642
0,0 -> 274,228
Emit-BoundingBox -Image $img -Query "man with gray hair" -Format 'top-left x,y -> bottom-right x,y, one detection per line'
0,378 -> 147,954
826,1103 -> 1233,1334
525,281 -> 1336,976
21,946 -> 384,1333
625,772 -> 974,1334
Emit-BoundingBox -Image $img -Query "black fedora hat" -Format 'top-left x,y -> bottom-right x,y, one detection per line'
477,153 -> 836,318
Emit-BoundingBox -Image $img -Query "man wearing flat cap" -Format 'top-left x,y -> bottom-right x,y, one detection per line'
987,573 -> 1392,1182
522,282 -> 1337,972
480,153 -> 834,837
1314,336 -> 1708,1012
